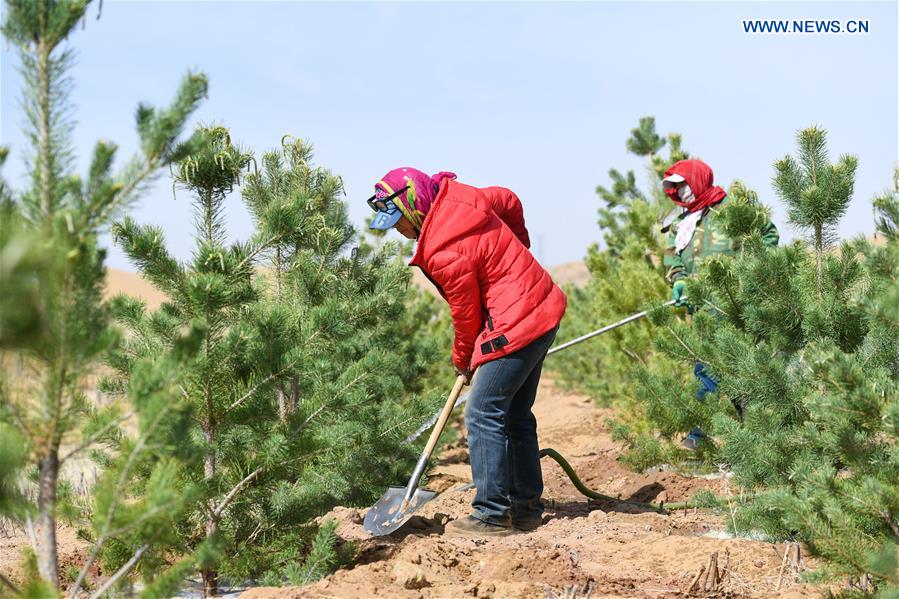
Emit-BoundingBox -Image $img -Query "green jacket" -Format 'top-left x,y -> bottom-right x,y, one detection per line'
664,197 -> 779,283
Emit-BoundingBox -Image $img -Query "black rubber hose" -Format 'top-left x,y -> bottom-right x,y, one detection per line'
539,447 -> 699,512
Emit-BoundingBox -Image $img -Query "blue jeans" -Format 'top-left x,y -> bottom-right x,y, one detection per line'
688,363 -> 719,438
694,363 -> 718,400
464,325 -> 558,526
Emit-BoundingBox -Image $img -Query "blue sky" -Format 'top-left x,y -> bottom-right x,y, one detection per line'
1,1 -> 896,270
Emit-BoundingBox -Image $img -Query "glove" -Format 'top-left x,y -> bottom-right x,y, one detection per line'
454,364 -> 473,386
671,280 -> 690,308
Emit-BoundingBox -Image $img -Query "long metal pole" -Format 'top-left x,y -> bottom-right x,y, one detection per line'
546,300 -> 676,356
405,300 -> 676,442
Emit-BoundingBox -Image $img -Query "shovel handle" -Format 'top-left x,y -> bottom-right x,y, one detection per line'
403,374 -> 467,502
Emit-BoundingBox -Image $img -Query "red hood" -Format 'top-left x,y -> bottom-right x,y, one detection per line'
410,179 -> 490,266
664,159 -> 726,213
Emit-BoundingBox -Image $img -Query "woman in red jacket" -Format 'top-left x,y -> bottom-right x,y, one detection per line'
368,167 -> 567,536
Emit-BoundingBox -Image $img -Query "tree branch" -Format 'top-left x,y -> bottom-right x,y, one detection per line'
236,234 -> 281,273
294,372 -> 367,436
378,414 -> 418,439
225,332 -> 320,414
59,410 -> 134,465
213,466 -> 263,520
24,515 -> 38,557
88,543 -> 148,599
86,156 -> 158,231
0,572 -> 21,596
666,324 -> 706,364
886,515 -> 899,540
101,499 -> 181,541
225,359 -> 301,414
69,405 -> 169,598
2,398 -> 33,440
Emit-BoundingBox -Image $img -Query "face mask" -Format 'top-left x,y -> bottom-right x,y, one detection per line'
677,184 -> 694,203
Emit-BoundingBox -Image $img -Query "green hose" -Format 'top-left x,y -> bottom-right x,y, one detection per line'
539,447 -> 698,513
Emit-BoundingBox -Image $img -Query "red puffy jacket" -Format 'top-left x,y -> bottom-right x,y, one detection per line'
410,179 -> 567,371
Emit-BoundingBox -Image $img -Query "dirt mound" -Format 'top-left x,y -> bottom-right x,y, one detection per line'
243,379 -> 823,598
0,522 -> 93,589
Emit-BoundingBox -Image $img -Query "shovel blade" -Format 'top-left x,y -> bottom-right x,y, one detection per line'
363,486 -> 438,536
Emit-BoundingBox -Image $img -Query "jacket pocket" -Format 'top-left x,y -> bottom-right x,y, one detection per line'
480,334 -> 509,356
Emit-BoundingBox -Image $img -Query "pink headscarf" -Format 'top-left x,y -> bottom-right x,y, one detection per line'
375,167 -> 457,230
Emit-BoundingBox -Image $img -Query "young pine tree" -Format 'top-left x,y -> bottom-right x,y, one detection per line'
641,128 -> 898,593
110,125 -> 265,596
241,136 -> 353,422
773,127 -> 857,298
0,0 -> 206,590
110,131 -> 445,592
555,117 -> 687,466
227,137 -> 444,585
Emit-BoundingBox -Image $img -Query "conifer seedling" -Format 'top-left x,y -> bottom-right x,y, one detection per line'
1,0 -> 207,590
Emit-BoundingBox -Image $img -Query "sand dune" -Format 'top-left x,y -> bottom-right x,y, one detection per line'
107,260 -> 592,309
104,268 -> 168,311
549,260 -> 590,288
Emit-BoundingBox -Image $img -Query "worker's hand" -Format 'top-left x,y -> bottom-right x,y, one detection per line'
454,365 -> 473,386
671,280 -> 690,308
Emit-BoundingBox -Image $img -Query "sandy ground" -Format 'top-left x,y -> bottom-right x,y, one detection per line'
0,521 -> 94,590
242,378 -> 822,599
0,377 -> 820,598
4,267 -> 821,597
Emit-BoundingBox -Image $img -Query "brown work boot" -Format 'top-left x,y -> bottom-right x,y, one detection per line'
445,515 -> 516,537
512,516 -> 543,532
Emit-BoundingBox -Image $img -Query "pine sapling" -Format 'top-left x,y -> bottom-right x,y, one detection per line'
241,136 -> 349,421
639,127 -> 898,592
111,124 -> 257,596
557,117 -> 687,441
773,126 -> 857,298
0,0 -> 206,588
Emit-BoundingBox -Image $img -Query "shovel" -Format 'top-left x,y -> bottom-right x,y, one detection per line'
363,374 -> 467,536
365,299 -> 677,536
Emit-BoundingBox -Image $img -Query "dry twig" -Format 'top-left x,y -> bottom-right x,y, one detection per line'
705,552 -> 719,591
775,544 -> 791,590
687,565 -> 706,594
721,548 -> 731,590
